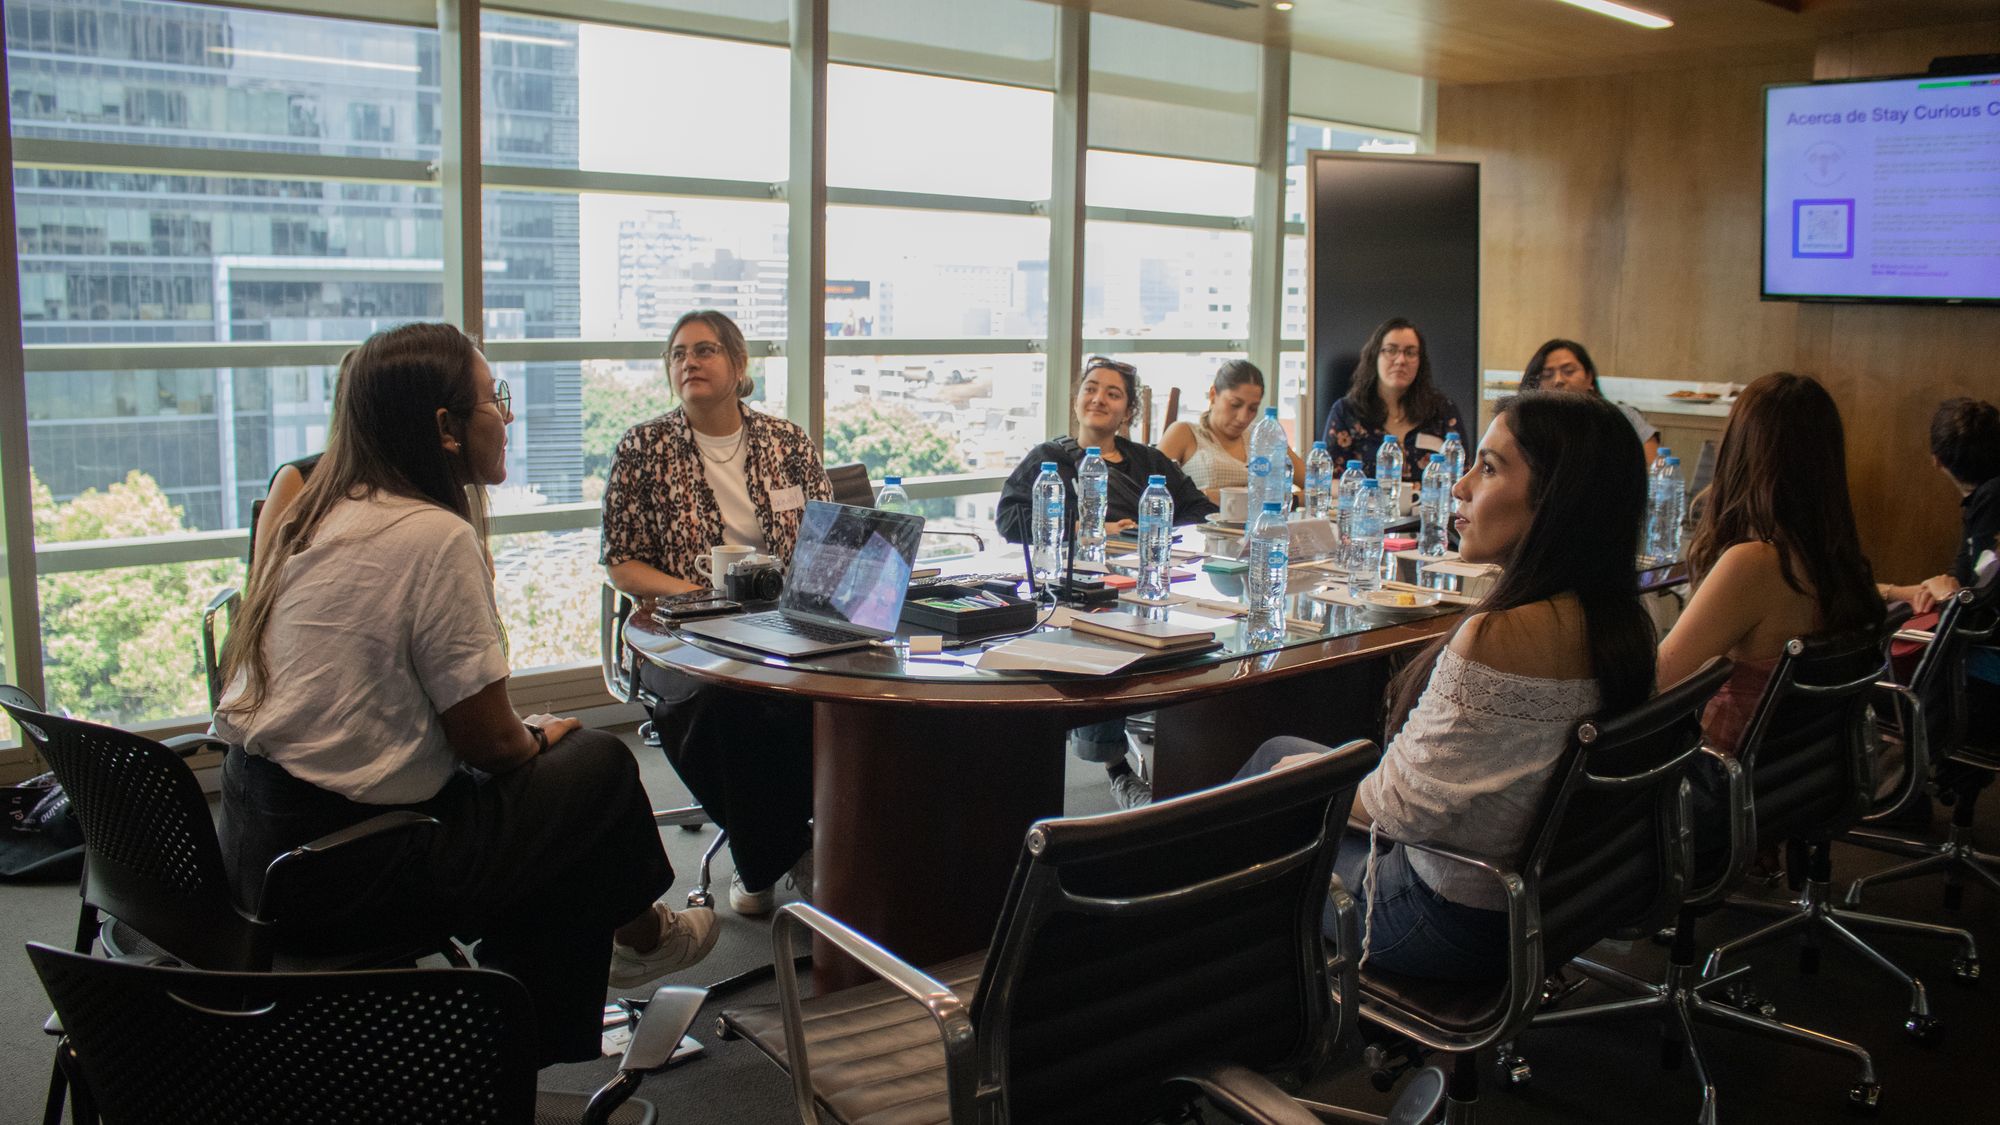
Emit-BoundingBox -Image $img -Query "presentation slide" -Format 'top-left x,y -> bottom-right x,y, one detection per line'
1764,72 -> 2000,302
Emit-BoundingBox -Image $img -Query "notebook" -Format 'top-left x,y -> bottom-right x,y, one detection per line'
680,501 -> 924,658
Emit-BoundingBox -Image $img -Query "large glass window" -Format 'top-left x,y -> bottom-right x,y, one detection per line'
823,353 -> 1044,480
1083,223 -> 1252,340
825,208 -> 1045,339
828,66 -> 1051,199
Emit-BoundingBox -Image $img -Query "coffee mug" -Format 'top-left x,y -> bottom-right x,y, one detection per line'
694,544 -> 757,590
1219,486 -> 1249,523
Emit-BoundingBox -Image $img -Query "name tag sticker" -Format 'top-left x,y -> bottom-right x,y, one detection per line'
1412,433 -> 1446,454
769,484 -> 805,512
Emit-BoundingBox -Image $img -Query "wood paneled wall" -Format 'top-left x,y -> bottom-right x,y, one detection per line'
1438,23 -> 2000,581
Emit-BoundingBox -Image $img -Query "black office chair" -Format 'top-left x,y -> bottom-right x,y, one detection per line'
1845,568 -> 2000,910
601,582 -> 725,909
716,739 -> 1447,1124
1342,658 -> 1732,1125
28,943 -> 706,1125
1701,621 -> 1977,1043
826,461 -> 876,508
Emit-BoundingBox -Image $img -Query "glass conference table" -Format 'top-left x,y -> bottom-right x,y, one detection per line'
626,542 -> 1686,989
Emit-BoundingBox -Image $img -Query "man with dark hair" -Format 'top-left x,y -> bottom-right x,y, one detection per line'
1882,397 -> 2000,612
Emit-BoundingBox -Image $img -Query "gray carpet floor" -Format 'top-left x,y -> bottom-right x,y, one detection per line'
6,726 -> 2000,1123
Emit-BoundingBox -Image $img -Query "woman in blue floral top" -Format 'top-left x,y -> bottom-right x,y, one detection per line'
1322,317 -> 1465,480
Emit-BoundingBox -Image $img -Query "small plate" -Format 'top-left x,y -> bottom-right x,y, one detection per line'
1360,589 -> 1443,615
1666,392 -> 1722,403
1204,512 -> 1248,530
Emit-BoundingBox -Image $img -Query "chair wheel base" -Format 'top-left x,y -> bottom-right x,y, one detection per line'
1722,985 -> 1778,1020
686,889 -> 714,910
1952,957 -> 1980,983
1904,1014 -> 1941,1043
1493,1054 -> 1531,1087
715,1017 -> 740,1041
1848,1082 -> 1881,1114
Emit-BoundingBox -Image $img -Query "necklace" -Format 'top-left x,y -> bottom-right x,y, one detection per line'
695,425 -> 746,465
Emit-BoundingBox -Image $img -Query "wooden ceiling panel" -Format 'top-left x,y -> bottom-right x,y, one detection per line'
1047,0 -> 2000,83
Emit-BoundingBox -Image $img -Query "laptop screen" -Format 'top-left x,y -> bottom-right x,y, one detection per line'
781,501 -> 924,635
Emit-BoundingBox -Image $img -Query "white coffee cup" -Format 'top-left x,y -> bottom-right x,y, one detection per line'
695,544 -> 757,590
1219,486 -> 1249,523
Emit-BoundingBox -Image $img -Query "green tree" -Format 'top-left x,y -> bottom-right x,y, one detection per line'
33,471 -> 240,723
582,367 -> 669,492
822,399 -> 970,480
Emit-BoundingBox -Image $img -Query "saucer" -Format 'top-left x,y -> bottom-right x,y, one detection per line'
1204,513 -> 1248,530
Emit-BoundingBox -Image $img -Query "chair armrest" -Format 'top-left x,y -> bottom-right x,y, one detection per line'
256,811 -> 439,922
1861,681 -> 1930,824
601,583 -> 636,703
1893,629 -> 1935,646
1686,747 -> 1752,907
1355,835 -> 1541,1053
1324,878 -> 1361,1050
620,984 -> 706,1073
162,733 -> 231,759
771,902 -> 976,1125
1165,1063 -> 1325,1125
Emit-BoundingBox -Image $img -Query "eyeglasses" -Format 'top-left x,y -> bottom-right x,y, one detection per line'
1084,356 -> 1137,377
669,341 -> 728,366
483,378 -> 511,415
1379,345 -> 1421,361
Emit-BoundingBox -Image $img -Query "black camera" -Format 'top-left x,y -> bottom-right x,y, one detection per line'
725,558 -> 785,602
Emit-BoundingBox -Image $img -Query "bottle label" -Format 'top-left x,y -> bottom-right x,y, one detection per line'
1247,455 -> 1271,478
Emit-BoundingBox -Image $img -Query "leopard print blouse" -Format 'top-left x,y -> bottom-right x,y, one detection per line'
600,405 -> 831,583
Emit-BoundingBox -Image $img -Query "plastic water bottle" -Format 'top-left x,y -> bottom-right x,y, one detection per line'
1137,474 -> 1175,601
1662,456 -> 1686,560
1247,407 -> 1292,516
1418,454 -> 1450,558
1643,456 -> 1675,563
1247,501 -> 1290,645
1077,446 -> 1109,566
1031,462 -> 1066,590
1304,441 -> 1335,521
875,475 -> 911,513
1376,434 -> 1405,519
1349,480 -> 1385,596
1336,459 -> 1366,565
1440,431 -> 1466,514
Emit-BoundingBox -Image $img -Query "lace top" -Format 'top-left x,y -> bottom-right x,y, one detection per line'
1358,647 -> 1599,911
1180,418 -> 1248,492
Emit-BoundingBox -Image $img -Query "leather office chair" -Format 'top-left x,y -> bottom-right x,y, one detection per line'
1845,568 -> 2000,911
1502,655 -> 1891,1122
826,461 -> 876,508
28,943 -> 706,1125
1700,620 -> 1977,1044
715,739 -> 1448,1124
3,700 -> 463,1125
601,582 -> 725,909
199,496 -> 267,711
1341,658 -> 1732,1125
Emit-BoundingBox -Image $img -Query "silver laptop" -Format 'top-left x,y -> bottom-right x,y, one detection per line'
680,501 -> 924,658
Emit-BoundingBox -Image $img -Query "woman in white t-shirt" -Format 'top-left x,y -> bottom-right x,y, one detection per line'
216,322 -> 715,1068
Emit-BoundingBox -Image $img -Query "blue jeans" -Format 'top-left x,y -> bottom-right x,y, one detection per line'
1238,738 -> 1510,981
1068,717 -> 1129,764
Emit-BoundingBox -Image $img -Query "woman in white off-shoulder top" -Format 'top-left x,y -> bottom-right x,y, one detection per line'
1239,391 -> 1657,980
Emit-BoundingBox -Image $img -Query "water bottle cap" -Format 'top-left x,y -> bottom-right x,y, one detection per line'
1382,434 -> 1399,444
1664,457 -> 1680,466
1148,474 -> 1167,485
1361,479 -> 1379,490
883,476 -> 901,485
1263,502 -> 1283,513
1312,440 -> 1327,451
1657,447 -> 1672,458
1446,431 -> 1460,441
1085,446 -> 1101,456
1347,460 -> 1363,470
1429,454 -> 1444,463
1265,407 -> 1278,418
1040,461 -> 1057,471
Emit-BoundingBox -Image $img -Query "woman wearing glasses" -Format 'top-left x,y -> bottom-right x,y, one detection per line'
1519,338 -> 1660,463
997,356 -> 1217,808
1323,318 -> 1466,480
602,310 -> 831,918
217,323 -> 714,1070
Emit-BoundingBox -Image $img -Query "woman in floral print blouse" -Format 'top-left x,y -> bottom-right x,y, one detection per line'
601,309 -> 830,917
1322,317 -> 1465,481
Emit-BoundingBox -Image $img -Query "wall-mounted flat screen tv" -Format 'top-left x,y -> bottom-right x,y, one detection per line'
1762,71 -> 2000,305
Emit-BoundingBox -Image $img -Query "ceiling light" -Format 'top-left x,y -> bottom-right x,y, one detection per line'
1275,2 -> 1295,10
208,46 -> 421,73
1550,0 -> 1674,30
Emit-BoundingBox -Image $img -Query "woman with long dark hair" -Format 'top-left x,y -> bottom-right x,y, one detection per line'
1243,392 -> 1654,980
1322,317 -> 1466,481
1157,359 -> 1305,501
1520,337 -> 1660,463
218,322 -> 715,1068
1655,372 -> 1884,755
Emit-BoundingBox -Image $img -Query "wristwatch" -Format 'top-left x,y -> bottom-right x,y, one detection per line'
524,721 -> 549,754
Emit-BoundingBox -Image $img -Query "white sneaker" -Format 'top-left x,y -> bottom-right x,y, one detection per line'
729,872 -> 776,916
785,848 -> 815,902
1110,770 -> 1153,810
610,903 -> 718,989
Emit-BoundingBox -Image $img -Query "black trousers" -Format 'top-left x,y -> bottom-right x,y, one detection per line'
219,729 -> 670,1067
640,662 -> 813,891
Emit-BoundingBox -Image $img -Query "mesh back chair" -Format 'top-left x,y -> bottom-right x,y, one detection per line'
600,583 -> 724,909
715,739 -> 1447,1125
826,462 -> 876,508
1345,658 -> 1732,1125
27,943 -> 707,1125
1701,620 -> 1977,1047
1846,567 -> 2000,911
